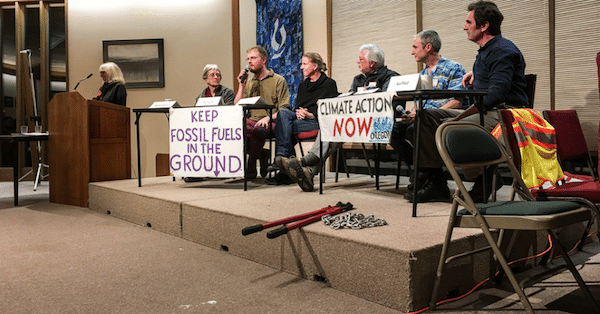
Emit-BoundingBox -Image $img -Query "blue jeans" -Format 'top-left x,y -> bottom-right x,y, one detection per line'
274,109 -> 319,157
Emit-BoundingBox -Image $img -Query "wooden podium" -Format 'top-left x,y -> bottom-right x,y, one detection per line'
48,91 -> 131,207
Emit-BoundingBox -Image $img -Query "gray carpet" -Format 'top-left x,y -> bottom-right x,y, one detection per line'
1,181 -> 599,313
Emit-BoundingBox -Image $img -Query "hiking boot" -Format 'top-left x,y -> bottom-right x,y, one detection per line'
302,152 -> 320,167
288,158 -> 314,192
404,179 -> 451,203
407,171 -> 429,190
280,156 -> 298,182
267,155 -> 283,173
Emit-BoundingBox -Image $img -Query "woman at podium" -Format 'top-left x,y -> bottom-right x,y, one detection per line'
95,62 -> 127,106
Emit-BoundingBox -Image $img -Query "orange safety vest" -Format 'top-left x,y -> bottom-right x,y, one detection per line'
492,108 -> 565,189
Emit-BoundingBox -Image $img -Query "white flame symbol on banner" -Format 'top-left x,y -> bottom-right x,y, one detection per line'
271,18 -> 286,59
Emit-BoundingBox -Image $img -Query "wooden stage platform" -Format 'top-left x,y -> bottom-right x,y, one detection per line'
87,174 -> 587,312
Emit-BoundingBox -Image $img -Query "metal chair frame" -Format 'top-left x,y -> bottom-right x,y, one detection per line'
429,121 -> 600,313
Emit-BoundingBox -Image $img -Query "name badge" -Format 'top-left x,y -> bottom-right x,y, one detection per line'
195,96 -> 224,107
150,100 -> 180,108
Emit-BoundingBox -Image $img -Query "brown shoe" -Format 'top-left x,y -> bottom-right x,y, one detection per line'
278,156 -> 293,177
280,156 -> 297,181
288,158 -> 314,192
267,155 -> 282,173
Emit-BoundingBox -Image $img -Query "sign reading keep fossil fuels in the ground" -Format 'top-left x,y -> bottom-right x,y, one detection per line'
169,106 -> 244,178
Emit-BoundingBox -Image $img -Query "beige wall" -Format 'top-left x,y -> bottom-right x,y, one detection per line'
68,0 -> 328,179
65,1 -> 600,180
302,0 -> 329,66
330,0 -> 600,150
69,0 -> 234,179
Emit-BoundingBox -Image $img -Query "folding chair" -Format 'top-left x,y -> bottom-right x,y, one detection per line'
429,121 -> 599,313
294,130 -> 319,157
543,110 -> 597,179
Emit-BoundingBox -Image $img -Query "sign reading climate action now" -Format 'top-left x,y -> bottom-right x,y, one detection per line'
169,106 -> 244,178
317,91 -> 395,143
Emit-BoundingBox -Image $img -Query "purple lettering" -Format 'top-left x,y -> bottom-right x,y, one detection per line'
183,155 -> 192,171
229,156 -> 242,173
170,129 -> 186,142
170,154 -> 181,170
211,127 -> 218,141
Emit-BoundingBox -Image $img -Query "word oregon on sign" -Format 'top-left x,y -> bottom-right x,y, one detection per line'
317,91 -> 395,143
169,106 -> 244,178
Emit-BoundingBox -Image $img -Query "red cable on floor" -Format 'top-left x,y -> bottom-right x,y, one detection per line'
405,229 -> 598,314
558,229 -> 599,259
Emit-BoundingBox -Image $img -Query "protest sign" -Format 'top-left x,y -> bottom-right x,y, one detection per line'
169,106 -> 244,178
317,91 -> 395,143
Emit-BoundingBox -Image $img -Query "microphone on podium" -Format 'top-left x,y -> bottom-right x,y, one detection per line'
74,73 -> 93,91
240,65 -> 251,83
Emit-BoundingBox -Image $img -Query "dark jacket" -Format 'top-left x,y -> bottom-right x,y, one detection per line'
295,73 -> 339,117
97,82 -> 127,106
473,34 -> 528,110
350,65 -> 399,93
195,85 -> 235,105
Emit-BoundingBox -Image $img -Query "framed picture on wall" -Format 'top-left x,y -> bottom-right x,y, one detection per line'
103,38 -> 164,89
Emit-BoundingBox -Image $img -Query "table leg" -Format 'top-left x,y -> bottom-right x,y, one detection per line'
412,96 -> 423,217
319,139 -> 323,194
243,115 -> 247,191
375,143 -> 380,190
165,113 -> 175,182
135,112 -> 142,187
13,143 -> 18,206
268,108 -> 273,179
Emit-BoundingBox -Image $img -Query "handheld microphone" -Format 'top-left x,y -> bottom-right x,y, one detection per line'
74,73 -> 93,90
240,65 -> 251,83
395,104 -> 406,115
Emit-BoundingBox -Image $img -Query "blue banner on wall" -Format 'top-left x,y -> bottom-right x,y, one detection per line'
256,0 -> 303,109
